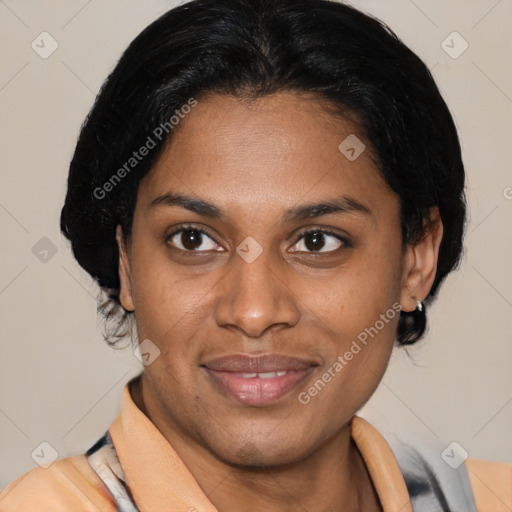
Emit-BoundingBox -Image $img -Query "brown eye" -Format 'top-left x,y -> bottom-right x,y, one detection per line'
181,229 -> 203,250
304,231 -> 326,251
166,227 -> 223,252
290,229 -> 348,253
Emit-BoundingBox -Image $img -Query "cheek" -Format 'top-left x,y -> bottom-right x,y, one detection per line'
298,246 -> 402,397
128,243 -> 214,341
302,314 -> 397,428
308,248 -> 403,334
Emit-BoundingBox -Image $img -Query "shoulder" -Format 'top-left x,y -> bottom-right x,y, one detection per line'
0,455 -> 117,511
466,457 -> 512,512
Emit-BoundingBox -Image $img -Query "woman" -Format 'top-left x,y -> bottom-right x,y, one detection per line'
1,0 -> 510,510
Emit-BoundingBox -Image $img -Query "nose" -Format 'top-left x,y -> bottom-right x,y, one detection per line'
213,245 -> 301,338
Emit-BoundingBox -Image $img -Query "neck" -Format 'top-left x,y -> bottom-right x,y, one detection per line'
130,378 -> 382,512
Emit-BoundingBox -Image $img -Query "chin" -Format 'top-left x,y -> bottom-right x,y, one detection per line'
200,426 -> 314,469
217,443 -> 306,470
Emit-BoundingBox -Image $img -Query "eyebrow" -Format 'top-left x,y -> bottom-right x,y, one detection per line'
148,192 -> 371,222
283,197 -> 371,222
149,192 -> 224,218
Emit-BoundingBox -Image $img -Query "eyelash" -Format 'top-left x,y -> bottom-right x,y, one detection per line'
165,224 -> 352,254
291,228 -> 352,254
165,224 -> 221,253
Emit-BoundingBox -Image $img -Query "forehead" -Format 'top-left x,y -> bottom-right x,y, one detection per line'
137,92 -> 395,216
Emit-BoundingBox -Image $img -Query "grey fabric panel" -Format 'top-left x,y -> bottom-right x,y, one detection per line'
382,432 -> 478,512
87,432 -> 140,512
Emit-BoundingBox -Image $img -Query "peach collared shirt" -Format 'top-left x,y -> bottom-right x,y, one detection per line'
1,383 -> 511,511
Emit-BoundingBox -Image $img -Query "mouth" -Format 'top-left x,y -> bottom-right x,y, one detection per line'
201,353 -> 318,406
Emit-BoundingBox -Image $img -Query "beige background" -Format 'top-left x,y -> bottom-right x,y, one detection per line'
1,0 -> 511,489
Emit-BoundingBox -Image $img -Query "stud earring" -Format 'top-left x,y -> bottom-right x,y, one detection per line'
415,299 -> 423,312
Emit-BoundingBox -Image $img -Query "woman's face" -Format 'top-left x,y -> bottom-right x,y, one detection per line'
117,91 -> 438,467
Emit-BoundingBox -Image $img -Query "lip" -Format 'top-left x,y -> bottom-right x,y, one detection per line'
201,353 -> 318,406
202,353 -> 318,373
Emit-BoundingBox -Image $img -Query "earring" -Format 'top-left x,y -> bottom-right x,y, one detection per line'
415,299 -> 423,312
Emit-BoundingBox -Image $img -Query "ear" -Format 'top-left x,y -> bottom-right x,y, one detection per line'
116,225 -> 135,312
400,206 -> 444,312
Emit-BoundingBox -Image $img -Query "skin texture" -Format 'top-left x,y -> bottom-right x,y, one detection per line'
116,91 -> 443,512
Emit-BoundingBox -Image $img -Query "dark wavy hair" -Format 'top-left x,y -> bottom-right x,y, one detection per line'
60,0 -> 466,346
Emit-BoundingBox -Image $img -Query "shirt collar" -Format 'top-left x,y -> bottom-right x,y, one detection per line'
109,379 -> 412,512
